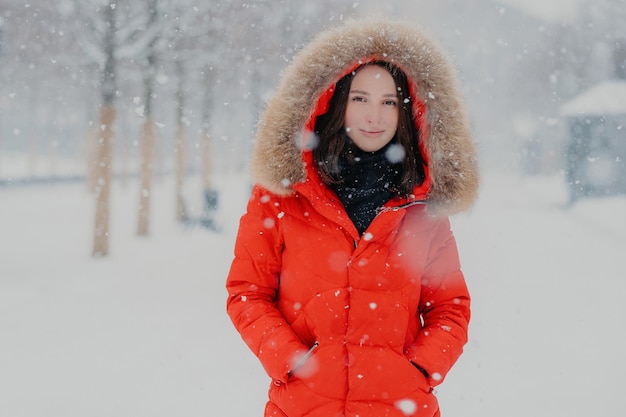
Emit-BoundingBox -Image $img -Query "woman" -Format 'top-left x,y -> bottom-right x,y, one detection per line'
226,19 -> 479,417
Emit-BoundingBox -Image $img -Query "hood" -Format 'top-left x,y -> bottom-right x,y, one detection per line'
250,19 -> 479,216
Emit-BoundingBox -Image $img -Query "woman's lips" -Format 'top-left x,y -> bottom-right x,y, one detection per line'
360,129 -> 384,137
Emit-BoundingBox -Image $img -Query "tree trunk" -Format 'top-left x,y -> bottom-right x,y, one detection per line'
137,0 -> 159,236
174,58 -> 187,222
201,64 -> 215,190
137,118 -> 155,236
92,0 -> 117,257
92,105 -> 116,257
118,113 -> 130,188
201,129 -> 213,190
198,64 -> 219,230
175,124 -> 186,222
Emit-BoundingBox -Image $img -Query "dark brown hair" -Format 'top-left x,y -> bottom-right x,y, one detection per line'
312,61 -> 426,196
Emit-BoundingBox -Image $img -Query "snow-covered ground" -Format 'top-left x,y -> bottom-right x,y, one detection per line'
1,168 -> 625,416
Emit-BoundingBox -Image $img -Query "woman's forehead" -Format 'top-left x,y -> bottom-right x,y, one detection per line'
351,65 -> 396,91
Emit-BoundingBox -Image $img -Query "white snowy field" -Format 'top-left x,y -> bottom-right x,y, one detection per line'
1,170 -> 625,417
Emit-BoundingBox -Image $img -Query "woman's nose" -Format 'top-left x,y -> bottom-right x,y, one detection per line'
366,105 -> 381,125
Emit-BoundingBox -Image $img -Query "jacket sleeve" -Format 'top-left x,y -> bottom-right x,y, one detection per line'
225,186 -> 309,383
405,217 -> 471,387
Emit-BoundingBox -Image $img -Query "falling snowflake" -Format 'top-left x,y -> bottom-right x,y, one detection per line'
385,143 -> 406,163
395,399 -> 417,416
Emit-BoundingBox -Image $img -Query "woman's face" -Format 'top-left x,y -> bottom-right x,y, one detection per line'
344,65 -> 399,152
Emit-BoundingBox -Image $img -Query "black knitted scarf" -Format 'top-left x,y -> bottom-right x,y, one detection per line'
330,140 -> 403,235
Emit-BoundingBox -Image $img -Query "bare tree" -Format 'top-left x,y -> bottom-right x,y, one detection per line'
92,2 -> 117,257
136,0 -> 163,236
66,0 -> 167,255
0,1 -> 88,180
173,56 -> 187,222
165,1 -> 235,228
165,0 -> 207,223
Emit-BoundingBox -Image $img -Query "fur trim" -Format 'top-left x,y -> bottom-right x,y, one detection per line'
250,19 -> 479,216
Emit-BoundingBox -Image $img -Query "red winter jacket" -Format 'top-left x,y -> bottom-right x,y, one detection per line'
226,19 -> 479,417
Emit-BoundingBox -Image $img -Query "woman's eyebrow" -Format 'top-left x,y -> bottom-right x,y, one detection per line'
349,90 -> 397,97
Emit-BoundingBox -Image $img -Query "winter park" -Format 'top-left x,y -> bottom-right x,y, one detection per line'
1,1 -> 625,417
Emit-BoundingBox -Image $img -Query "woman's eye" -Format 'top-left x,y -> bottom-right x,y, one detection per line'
384,100 -> 398,106
352,96 -> 365,102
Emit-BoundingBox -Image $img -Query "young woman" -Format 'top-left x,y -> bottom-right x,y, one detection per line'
226,19 -> 479,417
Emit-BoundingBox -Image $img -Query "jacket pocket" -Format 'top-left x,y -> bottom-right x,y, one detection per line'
410,361 -> 429,378
288,341 -> 319,378
408,359 -> 433,393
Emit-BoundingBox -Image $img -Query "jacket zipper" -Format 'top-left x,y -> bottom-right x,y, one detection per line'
353,200 -> 426,248
376,199 -> 427,215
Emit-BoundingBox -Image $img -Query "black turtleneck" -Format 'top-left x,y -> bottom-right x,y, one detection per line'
330,140 -> 403,235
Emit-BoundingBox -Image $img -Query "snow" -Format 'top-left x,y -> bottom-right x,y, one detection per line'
1,169 -> 625,416
560,80 -> 626,116
495,0 -> 580,21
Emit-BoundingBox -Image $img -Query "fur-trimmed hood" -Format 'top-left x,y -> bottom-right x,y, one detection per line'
250,19 -> 479,216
